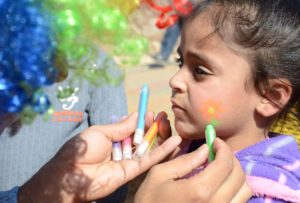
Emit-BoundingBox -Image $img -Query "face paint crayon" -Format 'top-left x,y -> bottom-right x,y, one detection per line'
205,124 -> 216,162
133,111 -> 167,159
122,136 -> 132,159
133,84 -> 149,145
120,116 -> 132,159
111,115 -> 122,162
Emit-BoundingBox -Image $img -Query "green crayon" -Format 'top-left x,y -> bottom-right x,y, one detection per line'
205,124 -> 216,162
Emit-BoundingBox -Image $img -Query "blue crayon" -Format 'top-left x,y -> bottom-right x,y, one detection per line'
134,84 -> 149,145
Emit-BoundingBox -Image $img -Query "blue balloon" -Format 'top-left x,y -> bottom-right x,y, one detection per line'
0,87 -> 27,113
0,0 -> 58,114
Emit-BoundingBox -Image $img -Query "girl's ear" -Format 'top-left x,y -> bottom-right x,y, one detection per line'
256,79 -> 292,117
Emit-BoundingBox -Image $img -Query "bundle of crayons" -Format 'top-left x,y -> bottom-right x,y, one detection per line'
112,84 -> 216,163
112,84 -> 166,161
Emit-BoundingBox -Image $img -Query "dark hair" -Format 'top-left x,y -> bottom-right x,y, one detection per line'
182,0 -> 300,124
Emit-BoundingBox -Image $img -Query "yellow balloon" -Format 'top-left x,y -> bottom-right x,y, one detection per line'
103,0 -> 141,15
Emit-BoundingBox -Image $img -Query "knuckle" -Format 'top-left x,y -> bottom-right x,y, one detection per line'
190,185 -> 212,202
224,156 -> 234,171
148,164 -> 161,176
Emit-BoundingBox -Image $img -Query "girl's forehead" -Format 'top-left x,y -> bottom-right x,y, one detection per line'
180,13 -> 254,84
181,12 -> 250,61
181,16 -> 224,53
183,11 -> 214,35
181,10 -> 222,44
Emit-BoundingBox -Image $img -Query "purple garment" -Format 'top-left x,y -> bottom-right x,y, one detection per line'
179,135 -> 300,202
236,135 -> 300,202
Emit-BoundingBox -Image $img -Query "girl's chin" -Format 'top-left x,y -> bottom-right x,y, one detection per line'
174,122 -> 205,140
175,125 -> 204,140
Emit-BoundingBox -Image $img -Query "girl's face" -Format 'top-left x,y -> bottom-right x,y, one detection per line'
170,13 -> 261,140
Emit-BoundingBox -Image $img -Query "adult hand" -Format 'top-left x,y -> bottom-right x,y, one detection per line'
135,138 -> 252,203
18,112 -> 182,202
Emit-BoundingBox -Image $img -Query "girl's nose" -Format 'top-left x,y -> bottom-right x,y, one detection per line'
169,69 -> 187,94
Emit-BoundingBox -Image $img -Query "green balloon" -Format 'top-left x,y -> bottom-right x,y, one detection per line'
43,0 -> 78,11
56,36 -> 73,51
67,42 -> 89,60
115,37 -> 149,56
96,8 -> 128,42
55,9 -> 82,38
91,12 -> 103,29
114,37 -> 149,65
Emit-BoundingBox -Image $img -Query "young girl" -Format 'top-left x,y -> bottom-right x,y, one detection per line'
170,0 -> 300,202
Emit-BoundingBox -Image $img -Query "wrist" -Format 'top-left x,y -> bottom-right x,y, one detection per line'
18,156 -> 77,203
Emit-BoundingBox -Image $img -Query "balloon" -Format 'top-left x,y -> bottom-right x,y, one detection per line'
102,0 -> 142,15
97,8 -> 128,42
114,37 -> 149,65
2,0 -> 148,123
0,0 -> 57,115
145,0 -> 193,28
54,9 -> 82,38
80,57 -> 124,86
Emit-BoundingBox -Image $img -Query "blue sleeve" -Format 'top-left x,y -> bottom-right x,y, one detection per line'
0,187 -> 19,203
88,47 -> 128,125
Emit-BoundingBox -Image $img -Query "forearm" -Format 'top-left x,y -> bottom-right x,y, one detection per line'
18,156 -> 77,203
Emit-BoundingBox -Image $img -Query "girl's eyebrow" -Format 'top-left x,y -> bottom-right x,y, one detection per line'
178,46 -> 220,69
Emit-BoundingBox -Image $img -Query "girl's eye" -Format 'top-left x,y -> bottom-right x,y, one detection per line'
194,66 -> 209,75
175,57 -> 183,68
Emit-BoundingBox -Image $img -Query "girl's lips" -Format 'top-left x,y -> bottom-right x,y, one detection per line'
172,104 -> 186,118
172,104 -> 182,110
171,100 -> 185,112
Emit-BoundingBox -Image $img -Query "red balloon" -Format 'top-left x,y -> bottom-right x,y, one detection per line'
145,0 -> 172,12
156,13 -> 177,29
173,0 -> 193,14
145,0 -> 193,28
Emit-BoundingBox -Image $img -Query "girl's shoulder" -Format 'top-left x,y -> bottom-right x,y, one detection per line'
236,135 -> 300,202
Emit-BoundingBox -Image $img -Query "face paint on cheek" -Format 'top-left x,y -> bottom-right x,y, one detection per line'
197,99 -> 226,127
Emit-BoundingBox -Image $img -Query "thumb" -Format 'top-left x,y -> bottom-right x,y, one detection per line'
92,112 -> 139,142
158,143 -> 209,180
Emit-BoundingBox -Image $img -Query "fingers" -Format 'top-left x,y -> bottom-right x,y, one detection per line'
123,135 -> 182,181
150,144 -> 209,180
145,111 -> 171,141
144,111 -> 155,131
100,110 -> 168,142
91,112 -> 139,141
210,157 -> 246,202
230,181 -> 252,203
135,139 -> 250,203
158,117 -> 172,141
188,138 -> 234,196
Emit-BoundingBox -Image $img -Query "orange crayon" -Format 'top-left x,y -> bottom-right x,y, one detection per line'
133,111 -> 167,159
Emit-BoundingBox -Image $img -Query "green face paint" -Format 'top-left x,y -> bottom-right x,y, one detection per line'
205,124 -> 216,162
